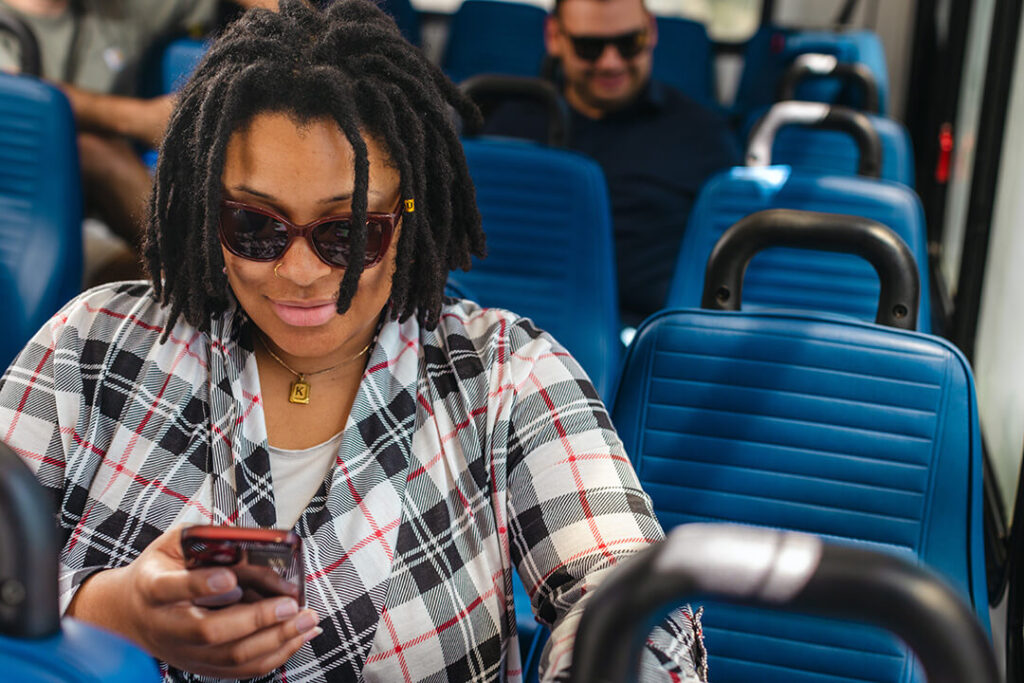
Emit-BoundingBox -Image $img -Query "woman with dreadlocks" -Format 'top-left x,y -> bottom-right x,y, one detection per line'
0,1 -> 706,681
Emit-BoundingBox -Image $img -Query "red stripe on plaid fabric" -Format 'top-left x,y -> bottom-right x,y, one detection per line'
407,443 -> 474,512
440,307 -> 499,326
70,331 -> 203,550
11,444 -> 66,470
529,372 -> 615,564
210,421 -> 232,449
4,341 -> 55,444
546,624 -> 577,673
511,350 -> 572,363
417,392 -> 434,416
377,603 -> 415,682
304,517 -> 402,581
366,567 -> 506,666
335,456 -> 396,562
60,427 -> 215,521
367,330 -> 418,375
83,301 -> 164,333
553,452 -> 632,466
405,413 -> 477,511
526,536 -> 658,595
238,389 -> 262,425
497,318 -> 507,365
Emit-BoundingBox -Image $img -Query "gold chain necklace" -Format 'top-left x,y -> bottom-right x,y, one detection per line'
257,333 -> 371,405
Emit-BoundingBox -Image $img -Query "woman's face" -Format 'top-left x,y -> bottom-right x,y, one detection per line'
220,112 -> 401,361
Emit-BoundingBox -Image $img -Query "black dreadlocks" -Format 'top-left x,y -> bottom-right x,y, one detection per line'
144,0 -> 485,335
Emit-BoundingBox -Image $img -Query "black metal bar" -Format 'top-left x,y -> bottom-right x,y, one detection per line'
834,0 -> 862,26
951,0 -> 1024,360
0,6 -> 41,76
1005,443 -> 1024,682
569,525 -> 1000,683
459,74 -> 571,148
777,61 -> 882,114
983,437 -> 1009,604
905,0 -> 973,247
701,209 -> 920,330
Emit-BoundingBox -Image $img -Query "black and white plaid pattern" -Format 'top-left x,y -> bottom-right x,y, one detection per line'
1,282 -> 705,682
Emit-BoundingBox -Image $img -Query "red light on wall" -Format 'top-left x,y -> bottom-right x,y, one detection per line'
935,123 -> 954,184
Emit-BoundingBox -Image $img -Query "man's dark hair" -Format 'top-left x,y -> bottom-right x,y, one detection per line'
551,0 -> 649,18
145,0 -> 485,334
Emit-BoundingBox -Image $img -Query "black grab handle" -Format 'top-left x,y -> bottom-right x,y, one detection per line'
0,439 -> 59,638
569,524 -> 1000,683
777,52 -> 881,114
701,209 -> 920,330
746,101 -> 884,178
0,6 -> 41,77
460,74 -> 571,148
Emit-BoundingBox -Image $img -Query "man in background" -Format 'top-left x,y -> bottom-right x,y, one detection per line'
485,0 -> 741,327
0,0 -> 277,284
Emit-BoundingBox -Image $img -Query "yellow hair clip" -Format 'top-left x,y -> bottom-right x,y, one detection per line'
404,199 -> 415,213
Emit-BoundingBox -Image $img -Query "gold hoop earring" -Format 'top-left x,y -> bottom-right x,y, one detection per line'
274,262 -> 283,279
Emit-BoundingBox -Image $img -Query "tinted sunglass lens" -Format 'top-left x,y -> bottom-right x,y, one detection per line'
571,37 -> 606,61
223,208 -> 288,260
615,31 -> 645,58
313,220 -> 387,267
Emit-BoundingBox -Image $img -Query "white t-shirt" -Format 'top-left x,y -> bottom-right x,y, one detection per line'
267,431 -> 343,530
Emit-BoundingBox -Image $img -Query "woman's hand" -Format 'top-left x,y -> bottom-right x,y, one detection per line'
66,525 -> 321,678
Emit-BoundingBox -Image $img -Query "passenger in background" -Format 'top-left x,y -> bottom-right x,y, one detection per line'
484,0 -> 741,328
0,0 -> 277,285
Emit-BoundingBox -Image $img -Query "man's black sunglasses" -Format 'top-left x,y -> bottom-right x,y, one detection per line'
566,28 -> 650,62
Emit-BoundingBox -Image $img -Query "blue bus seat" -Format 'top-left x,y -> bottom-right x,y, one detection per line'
611,308 -> 989,682
667,167 -> 932,331
0,72 -> 82,369
744,104 -> 915,187
442,0 -> 547,84
459,137 -> 620,400
160,36 -> 207,93
734,26 -> 889,118
379,0 -> 420,45
652,15 -> 716,108
0,618 -> 160,682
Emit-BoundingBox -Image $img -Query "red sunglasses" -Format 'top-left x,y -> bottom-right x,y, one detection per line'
219,199 -> 406,268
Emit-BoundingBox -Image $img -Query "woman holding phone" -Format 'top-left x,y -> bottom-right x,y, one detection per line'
0,2 -> 705,680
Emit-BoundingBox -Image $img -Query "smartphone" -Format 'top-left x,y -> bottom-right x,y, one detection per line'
181,526 -> 305,607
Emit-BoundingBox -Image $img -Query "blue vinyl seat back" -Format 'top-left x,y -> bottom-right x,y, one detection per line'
0,73 -> 82,369
0,617 -> 160,682
459,138 -> 620,400
667,167 -> 932,332
611,309 -> 988,682
734,27 -> 889,118
380,0 -> 420,45
160,36 -> 207,93
652,16 -> 716,108
442,0 -> 547,84
743,107 -> 915,187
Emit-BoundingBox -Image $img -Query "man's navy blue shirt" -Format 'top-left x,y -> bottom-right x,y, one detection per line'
483,80 -> 741,326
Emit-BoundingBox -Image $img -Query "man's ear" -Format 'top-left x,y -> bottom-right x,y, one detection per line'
544,15 -> 564,58
646,12 -> 658,50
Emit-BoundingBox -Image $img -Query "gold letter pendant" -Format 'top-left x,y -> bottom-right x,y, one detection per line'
289,377 -> 311,404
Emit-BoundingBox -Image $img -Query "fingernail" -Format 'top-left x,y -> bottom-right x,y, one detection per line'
294,610 -> 318,632
303,626 -> 323,642
275,599 -> 299,620
207,571 -> 233,593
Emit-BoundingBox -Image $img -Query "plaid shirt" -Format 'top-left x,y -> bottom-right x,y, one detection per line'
0,282 -> 706,683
